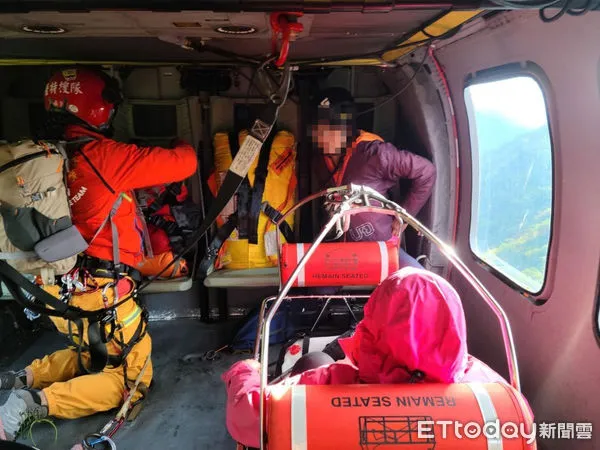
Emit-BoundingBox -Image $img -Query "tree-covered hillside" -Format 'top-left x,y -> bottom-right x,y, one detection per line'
472,111 -> 552,292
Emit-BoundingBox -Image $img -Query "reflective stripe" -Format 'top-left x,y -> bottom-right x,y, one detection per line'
120,306 -> 142,329
467,383 -> 503,450
377,241 -> 389,282
291,385 -> 308,450
296,244 -> 305,287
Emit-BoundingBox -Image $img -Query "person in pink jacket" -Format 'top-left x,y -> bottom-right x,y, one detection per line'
222,267 -> 506,448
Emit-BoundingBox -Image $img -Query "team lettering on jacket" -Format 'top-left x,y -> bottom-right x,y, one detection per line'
69,186 -> 87,207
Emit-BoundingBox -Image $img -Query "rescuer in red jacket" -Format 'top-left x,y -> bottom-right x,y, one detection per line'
0,67 -> 197,441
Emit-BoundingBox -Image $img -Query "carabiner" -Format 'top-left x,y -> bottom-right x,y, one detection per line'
82,433 -> 117,450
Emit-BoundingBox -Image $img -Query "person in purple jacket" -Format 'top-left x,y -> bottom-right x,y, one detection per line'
311,87 -> 436,267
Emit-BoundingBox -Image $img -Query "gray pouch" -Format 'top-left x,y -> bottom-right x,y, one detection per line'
34,226 -> 89,262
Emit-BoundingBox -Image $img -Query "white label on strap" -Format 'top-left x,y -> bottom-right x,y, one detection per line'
229,134 -> 262,177
296,244 -> 306,287
377,241 -> 389,282
291,385 -> 308,450
264,230 -> 278,257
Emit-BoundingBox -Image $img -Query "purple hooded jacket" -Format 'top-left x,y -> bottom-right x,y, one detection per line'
318,132 -> 437,242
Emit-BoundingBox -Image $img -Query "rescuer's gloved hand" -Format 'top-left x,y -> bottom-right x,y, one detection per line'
0,371 -> 27,391
0,389 -> 48,441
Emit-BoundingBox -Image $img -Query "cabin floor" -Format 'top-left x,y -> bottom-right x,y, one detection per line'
1,318 -> 244,450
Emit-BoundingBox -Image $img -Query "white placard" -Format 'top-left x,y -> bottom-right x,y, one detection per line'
264,230 -> 278,257
229,135 -> 262,177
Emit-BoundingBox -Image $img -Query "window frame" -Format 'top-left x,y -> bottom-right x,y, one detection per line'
464,62 -> 556,302
595,262 -> 600,343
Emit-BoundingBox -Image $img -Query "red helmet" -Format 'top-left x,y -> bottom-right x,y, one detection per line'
44,68 -> 122,131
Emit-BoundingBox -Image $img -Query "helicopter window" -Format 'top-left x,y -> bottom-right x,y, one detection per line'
465,74 -> 553,294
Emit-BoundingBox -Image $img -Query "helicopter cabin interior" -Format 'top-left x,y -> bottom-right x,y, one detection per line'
0,2 -> 599,450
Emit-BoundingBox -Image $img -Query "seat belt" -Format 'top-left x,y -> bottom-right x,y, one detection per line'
247,129 -> 276,245
229,131 -> 250,239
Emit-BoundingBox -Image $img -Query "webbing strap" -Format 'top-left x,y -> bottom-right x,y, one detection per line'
0,263 -> 116,374
76,146 -> 116,195
89,195 -> 123,245
146,183 -> 182,215
247,130 -> 274,245
0,148 -> 61,175
110,205 -> 120,268
229,132 -> 250,239
261,202 -> 294,243
0,260 -> 81,318
134,197 -> 154,259
0,251 -> 36,259
198,216 -> 237,277
72,318 -> 109,374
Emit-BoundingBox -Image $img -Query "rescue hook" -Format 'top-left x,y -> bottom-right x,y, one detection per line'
270,12 -> 304,67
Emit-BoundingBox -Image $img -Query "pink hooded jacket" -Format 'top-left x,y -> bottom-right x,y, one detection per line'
222,268 -> 506,448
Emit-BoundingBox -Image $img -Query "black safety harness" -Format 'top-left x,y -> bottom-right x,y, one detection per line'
0,137 -> 149,378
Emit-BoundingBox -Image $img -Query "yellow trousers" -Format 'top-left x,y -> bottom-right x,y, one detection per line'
26,277 -> 153,419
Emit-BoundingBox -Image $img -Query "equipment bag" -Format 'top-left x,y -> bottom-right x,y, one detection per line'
135,182 -> 193,278
231,302 -> 296,351
0,140 -> 88,276
209,129 -> 297,270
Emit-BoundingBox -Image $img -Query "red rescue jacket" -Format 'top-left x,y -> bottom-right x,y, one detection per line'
65,126 -> 198,267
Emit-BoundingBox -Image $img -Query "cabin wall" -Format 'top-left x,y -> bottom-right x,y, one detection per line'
437,11 -> 600,449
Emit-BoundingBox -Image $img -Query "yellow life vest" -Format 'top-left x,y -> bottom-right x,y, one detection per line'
211,129 -> 297,269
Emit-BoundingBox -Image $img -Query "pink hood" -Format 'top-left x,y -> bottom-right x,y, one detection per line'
340,267 -> 470,384
222,267 -> 507,448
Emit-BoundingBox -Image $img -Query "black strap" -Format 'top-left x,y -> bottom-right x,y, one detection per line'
147,214 -> 180,237
0,149 -> 61,175
247,130 -> 275,245
0,261 -> 121,374
198,216 -> 237,278
0,260 -> 147,374
228,132 -> 250,239
76,146 -> 116,195
146,183 -> 183,215
73,318 -> 110,374
302,335 -> 310,356
261,202 -> 295,243
0,260 -> 87,319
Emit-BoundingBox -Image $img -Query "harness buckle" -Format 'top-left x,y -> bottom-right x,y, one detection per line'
101,308 -> 116,326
